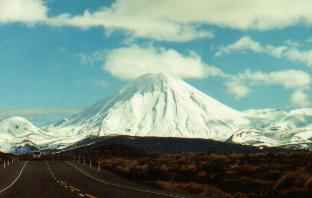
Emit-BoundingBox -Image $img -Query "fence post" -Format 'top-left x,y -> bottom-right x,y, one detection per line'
97,161 -> 101,172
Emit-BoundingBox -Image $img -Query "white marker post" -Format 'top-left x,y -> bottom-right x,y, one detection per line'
97,162 -> 101,172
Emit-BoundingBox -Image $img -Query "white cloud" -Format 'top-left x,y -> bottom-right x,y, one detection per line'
285,49 -> 312,66
237,70 -> 311,89
48,0 -> 312,33
216,37 -> 263,56
218,38 -> 312,105
290,90 -> 311,107
225,69 -> 311,103
49,10 -> 213,42
99,43 -> 310,90
3,0 -> 312,41
0,0 -> 47,23
225,81 -> 250,100
103,45 -> 224,79
217,36 -> 312,66
285,40 -> 301,48
0,0 -> 215,42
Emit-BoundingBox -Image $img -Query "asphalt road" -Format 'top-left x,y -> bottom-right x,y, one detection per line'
0,161 -> 186,198
0,160 -> 24,192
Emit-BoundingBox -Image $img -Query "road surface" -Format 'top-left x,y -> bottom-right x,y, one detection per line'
0,161 -> 186,198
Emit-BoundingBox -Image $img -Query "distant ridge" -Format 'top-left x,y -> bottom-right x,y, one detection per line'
0,117 -> 52,152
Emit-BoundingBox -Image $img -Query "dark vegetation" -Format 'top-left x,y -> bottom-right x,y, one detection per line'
0,151 -> 14,161
0,151 -> 16,167
54,136 -> 312,198
1,136 -> 311,197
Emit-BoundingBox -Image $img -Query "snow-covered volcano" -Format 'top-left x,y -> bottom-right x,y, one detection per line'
3,74 -> 312,153
54,73 -> 249,141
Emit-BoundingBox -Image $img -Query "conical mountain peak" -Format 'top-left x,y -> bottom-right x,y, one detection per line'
56,73 -> 249,141
120,73 -> 179,94
136,72 -> 175,81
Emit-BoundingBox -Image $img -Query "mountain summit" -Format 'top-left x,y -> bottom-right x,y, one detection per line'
56,73 -> 249,141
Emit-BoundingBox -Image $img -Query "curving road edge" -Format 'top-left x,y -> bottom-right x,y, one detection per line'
0,162 -> 28,194
66,161 -> 186,198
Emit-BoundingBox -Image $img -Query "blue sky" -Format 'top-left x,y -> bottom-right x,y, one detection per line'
1,0 -> 312,123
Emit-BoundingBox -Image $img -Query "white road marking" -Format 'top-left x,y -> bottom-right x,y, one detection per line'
85,193 -> 97,198
47,162 -> 96,198
0,162 -> 28,194
66,161 -> 186,198
46,162 -> 58,181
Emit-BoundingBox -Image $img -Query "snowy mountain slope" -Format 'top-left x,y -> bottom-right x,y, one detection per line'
231,108 -> 312,148
0,116 -> 88,153
243,108 -> 312,130
53,73 -> 249,141
0,117 -> 55,152
243,108 -> 288,129
228,128 -> 280,147
271,108 -> 312,130
272,109 -> 312,145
